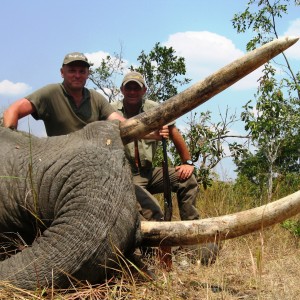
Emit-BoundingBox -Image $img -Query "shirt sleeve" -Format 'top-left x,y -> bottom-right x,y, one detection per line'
25,85 -> 57,120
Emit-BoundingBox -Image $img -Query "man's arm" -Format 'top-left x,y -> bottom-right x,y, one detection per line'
111,109 -> 169,140
107,111 -> 126,122
3,98 -> 36,130
169,125 -> 194,181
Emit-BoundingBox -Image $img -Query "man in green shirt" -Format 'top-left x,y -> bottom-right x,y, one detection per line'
3,55 -> 168,221
112,71 -> 200,222
3,52 -> 125,135
114,73 -> 221,266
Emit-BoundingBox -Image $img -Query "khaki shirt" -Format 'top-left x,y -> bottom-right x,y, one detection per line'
27,83 -> 115,136
112,99 -> 174,171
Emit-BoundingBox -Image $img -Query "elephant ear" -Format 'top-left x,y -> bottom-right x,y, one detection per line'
0,121 -> 140,289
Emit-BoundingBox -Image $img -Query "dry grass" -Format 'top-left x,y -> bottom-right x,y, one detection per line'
1,225 -> 299,299
1,182 -> 299,299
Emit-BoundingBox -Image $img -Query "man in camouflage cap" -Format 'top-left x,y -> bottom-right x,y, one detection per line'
3,52 -> 125,135
112,71 -> 200,222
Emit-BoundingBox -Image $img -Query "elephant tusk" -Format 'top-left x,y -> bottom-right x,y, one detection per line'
119,36 -> 299,145
141,189 -> 300,247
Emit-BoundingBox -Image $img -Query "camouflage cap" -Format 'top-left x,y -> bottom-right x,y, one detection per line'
62,52 -> 90,67
122,71 -> 146,88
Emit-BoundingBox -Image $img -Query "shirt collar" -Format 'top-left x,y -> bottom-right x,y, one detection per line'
118,98 -> 146,116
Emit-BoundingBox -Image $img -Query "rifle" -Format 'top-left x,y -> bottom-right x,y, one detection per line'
162,137 -> 172,221
159,137 -> 172,271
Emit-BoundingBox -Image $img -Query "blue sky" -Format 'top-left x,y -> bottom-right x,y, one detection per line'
1,0 -> 299,179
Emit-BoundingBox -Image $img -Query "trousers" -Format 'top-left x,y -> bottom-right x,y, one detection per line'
133,167 -> 199,221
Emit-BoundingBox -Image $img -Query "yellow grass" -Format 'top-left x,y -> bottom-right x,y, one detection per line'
1,224 -> 299,299
0,181 -> 299,299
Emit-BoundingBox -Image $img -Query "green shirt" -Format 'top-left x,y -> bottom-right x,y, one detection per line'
26,83 -> 115,136
112,99 -> 174,170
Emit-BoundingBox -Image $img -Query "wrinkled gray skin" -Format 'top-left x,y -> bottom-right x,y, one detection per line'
0,121 -> 141,289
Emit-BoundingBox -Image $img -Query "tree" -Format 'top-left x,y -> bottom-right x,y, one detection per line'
238,63 -> 299,200
131,42 -> 191,102
89,43 -> 191,103
89,48 -> 126,103
232,0 -> 300,201
232,0 -> 299,99
167,109 -> 247,188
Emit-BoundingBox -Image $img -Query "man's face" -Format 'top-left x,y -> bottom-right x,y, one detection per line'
61,62 -> 89,90
121,81 -> 146,105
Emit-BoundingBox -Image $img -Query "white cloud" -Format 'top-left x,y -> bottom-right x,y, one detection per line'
0,80 -> 31,96
164,31 -> 263,91
85,51 -> 110,68
85,51 -> 129,69
165,31 -> 242,76
283,18 -> 300,59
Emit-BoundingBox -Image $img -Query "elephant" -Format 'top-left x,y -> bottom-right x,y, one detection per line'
0,121 -> 141,289
0,37 -> 299,290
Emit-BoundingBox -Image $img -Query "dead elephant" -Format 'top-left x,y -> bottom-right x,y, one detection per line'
1,121 -> 300,289
0,121 -> 142,288
0,37 -> 299,289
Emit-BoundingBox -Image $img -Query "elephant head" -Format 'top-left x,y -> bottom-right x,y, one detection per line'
0,121 -> 141,288
0,37 -> 299,290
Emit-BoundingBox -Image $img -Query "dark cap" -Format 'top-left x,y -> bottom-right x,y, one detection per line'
62,52 -> 90,67
121,71 -> 146,88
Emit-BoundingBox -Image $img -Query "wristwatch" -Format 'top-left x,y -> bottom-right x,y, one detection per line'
184,160 -> 194,166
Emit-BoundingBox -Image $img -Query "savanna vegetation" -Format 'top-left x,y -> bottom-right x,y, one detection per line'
0,182 -> 299,299
0,0 -> 300,299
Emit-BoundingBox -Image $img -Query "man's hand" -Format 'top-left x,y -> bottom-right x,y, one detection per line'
159,125 -> 169,139
145,125 -> 169,140
175,164 -> 194,181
